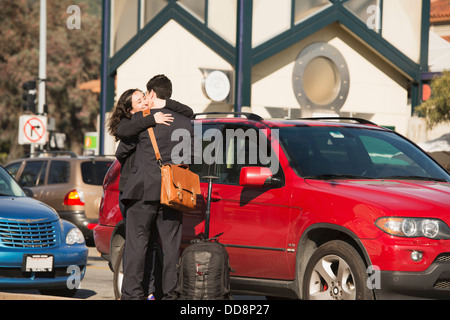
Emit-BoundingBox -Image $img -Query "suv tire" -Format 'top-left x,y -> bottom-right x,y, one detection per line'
113,244 -> 164,300
113,245 -> 124,300
303,240 -> 374,300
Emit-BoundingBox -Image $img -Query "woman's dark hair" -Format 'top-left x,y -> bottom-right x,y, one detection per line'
107,88 -> 141,141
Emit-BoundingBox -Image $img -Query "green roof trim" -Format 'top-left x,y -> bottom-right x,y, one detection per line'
252,3 -> 422,82
108,2 -> 234,73
106,0 -> 428,84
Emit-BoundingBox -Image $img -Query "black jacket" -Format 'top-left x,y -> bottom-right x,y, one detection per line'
115,99 -> 193,193
118,107 -> 193,202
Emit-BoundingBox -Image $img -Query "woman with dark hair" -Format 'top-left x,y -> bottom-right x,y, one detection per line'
118,75 -> 196,300
109,88 -> 193,300
108,88 -> 193,215
108,88 -> 173,140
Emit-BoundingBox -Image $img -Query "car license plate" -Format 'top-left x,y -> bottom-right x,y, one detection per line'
22,254 -> 53,272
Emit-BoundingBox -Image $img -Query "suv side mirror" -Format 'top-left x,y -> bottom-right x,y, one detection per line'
239,167 -> 275,187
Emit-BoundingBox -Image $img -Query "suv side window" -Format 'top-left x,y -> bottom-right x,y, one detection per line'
213,124 -> 283,185
48,160 -> 70,184
18,161 -> 47,187
190,123 -> 222,179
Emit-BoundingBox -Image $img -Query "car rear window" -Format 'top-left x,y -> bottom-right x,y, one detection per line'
81,161 -> 113,185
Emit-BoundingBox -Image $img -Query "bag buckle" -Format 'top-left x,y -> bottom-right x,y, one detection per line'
177,183 -> 183,201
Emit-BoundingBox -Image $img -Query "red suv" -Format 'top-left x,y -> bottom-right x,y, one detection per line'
94,114 -> 450,300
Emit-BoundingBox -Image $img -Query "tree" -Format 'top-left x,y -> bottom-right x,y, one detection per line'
415,71 -> 450,128
0,0 -> 101,163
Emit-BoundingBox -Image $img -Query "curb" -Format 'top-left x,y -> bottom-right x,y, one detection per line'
0,291 -> 78,300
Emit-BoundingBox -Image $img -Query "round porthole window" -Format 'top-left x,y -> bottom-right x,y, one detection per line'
292,42 -> 349,115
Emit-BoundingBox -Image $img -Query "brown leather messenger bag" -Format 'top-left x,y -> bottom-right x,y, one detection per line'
143,109 -> 200,212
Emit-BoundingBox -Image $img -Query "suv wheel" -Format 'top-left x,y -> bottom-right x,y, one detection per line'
303,240 -> 374,300
113,245 -> 124,300
113,243 -> 164,300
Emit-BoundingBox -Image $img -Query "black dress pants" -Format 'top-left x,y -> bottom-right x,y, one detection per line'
120,199 -> 182,300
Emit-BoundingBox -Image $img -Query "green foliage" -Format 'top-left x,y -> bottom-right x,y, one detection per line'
0,0 -> 101,162
415,71 -> 450,128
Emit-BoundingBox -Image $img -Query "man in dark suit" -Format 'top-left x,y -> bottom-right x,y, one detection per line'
115,96 -> 193,214
119,75 -> 194,300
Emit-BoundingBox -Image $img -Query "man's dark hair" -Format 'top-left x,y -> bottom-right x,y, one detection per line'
146,74 -> 172,99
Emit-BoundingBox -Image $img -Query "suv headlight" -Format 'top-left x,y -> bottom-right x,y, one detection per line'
66,227 -> 85,245
376,217 -> 450,240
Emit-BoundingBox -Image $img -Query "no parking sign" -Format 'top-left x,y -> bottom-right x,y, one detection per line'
18,115 -> 48,145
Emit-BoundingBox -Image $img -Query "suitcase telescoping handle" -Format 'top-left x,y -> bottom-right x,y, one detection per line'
202,176 -> 218,239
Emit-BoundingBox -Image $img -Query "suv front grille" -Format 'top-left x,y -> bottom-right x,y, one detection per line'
0,220 -> 58,248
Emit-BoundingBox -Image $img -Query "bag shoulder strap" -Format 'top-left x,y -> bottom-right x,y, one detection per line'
143,109 -> 162,165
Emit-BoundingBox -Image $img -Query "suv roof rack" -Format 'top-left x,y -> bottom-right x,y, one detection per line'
193,112 -> 264,121
25,151 -> 78,158
299,117 -> 378,126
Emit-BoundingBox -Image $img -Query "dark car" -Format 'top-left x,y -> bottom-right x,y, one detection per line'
95,114 -> 450,300
0,164 -> 88,297
5,152 -> 113,242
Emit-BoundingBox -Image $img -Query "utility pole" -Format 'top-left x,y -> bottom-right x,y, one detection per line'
38,0 -> 47,115
30,0 -> 46,155
100,0 -> 111,156
235,0 -> 252,113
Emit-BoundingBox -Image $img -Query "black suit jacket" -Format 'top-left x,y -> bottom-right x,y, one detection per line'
115,99 -> 193,193
119,107 -> 193,202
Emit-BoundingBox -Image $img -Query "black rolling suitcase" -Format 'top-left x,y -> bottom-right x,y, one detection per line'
174,176 -> 232,300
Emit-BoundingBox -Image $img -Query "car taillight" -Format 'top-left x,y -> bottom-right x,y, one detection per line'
64,190 -> 85,206
87,223 -> 98,230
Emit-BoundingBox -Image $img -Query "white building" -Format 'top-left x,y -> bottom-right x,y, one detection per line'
99,0 -> 447,155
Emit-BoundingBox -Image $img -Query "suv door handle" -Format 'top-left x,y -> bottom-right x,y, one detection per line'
203,191 -> 222,202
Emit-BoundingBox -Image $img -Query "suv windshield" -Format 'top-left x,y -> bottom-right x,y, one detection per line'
0,167 -> 26,197
279,126 -> 450,182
